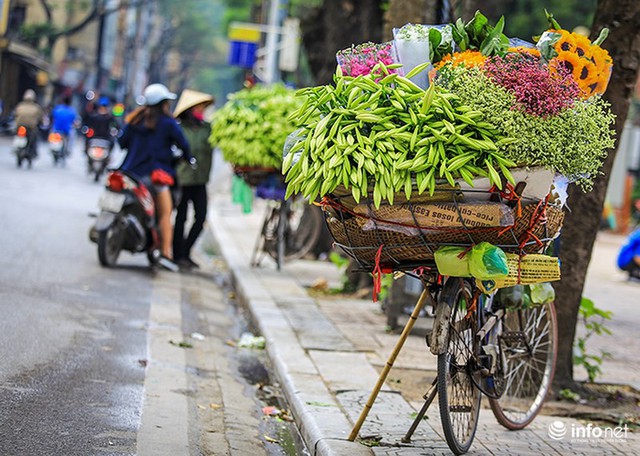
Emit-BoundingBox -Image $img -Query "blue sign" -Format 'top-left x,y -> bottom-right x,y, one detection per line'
228,41 -> 258,68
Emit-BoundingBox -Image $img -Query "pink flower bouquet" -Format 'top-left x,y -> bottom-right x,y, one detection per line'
336,41 -> 399,77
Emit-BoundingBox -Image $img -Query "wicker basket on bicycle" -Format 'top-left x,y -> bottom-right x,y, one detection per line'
321,180 -> 564,272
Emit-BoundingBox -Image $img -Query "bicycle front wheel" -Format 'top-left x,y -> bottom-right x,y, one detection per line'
489,302 -> 557,430
437,278 -> 481,455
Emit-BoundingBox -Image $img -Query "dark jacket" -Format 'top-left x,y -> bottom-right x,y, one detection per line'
118,115 -> 191,179
176,119 -> 212,186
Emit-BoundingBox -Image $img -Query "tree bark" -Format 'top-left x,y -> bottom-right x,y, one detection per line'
300,0 -> 385,85
553,0 -> 640,390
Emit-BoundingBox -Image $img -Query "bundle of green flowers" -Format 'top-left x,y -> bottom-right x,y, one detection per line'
283,11 -> 616,207
209,83 -> 301,169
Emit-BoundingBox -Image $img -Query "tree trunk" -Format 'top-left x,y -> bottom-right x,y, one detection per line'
553,0 -> 640,390
300,0 -> 385,85
382,0 -> 438,41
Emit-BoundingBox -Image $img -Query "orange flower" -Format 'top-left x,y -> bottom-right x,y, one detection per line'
591,45 -> 613,73
573,34 -> 593,59
434,50 -> 486,71
551,51 -> 584,80
553,30 -> 576,53
507,46 -> 541,58
580,60 -> 598,83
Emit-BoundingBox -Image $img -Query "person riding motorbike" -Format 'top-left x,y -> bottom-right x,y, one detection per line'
14,89 -> 44,158
617,229 -> 640,281
118,83 -> 193,271
51,96 -> 78,156
84,96 -> 119,153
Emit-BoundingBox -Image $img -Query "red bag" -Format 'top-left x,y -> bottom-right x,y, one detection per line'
150,169 -> 174,186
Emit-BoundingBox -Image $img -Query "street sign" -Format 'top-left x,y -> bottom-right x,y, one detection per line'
279,18 -> 300,73
228,41 -> 258,68
1,0 -> 10,36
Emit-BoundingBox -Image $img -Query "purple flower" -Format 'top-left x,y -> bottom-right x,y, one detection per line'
484,54 -> 580,117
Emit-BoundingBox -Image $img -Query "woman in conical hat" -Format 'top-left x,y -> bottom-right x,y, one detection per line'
172,89 -> 215,269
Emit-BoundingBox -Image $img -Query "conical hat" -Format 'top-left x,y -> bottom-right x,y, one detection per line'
173,89 -> 214,117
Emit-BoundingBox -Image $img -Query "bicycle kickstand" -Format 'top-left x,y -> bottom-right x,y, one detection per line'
401,377 -> 438,443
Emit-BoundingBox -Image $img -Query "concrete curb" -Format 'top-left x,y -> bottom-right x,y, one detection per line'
208,202 -> 372,456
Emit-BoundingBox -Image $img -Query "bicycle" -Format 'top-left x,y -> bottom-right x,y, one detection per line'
250,192 -> 324,270
323,185 -> 563,454
401,273 -> 557,452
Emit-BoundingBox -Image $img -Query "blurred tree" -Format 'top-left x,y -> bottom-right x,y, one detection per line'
296,0 -> 386,85
469,0 -> 597,41
552,0 -> 640,391
20,0 -> 147,56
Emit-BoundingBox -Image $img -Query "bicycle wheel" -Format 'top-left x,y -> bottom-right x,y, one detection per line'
264,197 -> 323,263
437,278 -> 481,455
489,302 -> 557,430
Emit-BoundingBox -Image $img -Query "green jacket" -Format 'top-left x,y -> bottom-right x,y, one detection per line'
177,121 -> 213,186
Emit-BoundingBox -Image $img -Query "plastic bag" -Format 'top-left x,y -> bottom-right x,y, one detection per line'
495,284 -> 525,308
529,282 -> 555,304
434,246 -> 471,277
469,242 -> 509,280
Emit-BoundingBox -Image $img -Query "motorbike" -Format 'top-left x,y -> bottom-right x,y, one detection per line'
89,170 -> 178,271
86,136 -> 112,182
48,130 -> 67,165
13,125 -> 36,169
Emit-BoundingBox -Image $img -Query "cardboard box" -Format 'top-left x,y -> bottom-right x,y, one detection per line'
354,201 -> 514,229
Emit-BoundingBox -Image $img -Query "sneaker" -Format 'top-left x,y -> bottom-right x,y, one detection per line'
176,258 -> 193,270
158,255 -> 179,272
185,257 -> 200,269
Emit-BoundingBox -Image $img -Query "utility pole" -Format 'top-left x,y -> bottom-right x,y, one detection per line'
264,0 -> 282,84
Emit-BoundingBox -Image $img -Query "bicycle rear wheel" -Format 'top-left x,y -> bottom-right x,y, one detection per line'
489,302 -> 557,430
437,278 -> 481,455
264,197 -> 323,263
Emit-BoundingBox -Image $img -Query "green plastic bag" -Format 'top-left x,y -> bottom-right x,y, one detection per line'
434,246 -> 472,277
469,242 -> 509,280
529,282 -> 555,304
495,284 -> 525,308
240,180 -> 253,214
231,175 -> 243,204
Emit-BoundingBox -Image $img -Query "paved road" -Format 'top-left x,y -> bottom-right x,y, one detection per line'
0,136 -> 305,455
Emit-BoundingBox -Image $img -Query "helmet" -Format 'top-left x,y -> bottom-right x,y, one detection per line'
97,96 -> 110,107
140,83 -> 176,106
23,89 -> 36,101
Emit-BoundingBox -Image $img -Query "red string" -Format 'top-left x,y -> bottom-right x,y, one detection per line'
518,196 -> 549,249
372,244 -> 384,303
490,182 -> 523,218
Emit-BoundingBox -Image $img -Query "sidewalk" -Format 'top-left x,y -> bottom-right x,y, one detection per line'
207,159 -> 639,456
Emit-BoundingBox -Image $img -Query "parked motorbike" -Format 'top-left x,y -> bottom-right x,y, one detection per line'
89,170 -> 178,271
0,114 -> 16,136
13,125 -> 36,169
86,136 -> 112,182
48,131 -> 66,165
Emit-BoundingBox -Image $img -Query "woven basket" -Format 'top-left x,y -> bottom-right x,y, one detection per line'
233,165 -> 282,187
324,199 -> 564,272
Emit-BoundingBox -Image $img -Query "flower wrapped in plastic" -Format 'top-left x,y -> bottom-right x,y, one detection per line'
536,13 -> 612,98
336,41 -> 399,77
393,23 -> 454,89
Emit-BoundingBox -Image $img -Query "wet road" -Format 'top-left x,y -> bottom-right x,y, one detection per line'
0,136 -> 304,455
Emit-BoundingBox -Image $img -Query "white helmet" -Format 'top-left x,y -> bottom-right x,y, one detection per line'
23,89 -> 36,101
140,83 -> 176,106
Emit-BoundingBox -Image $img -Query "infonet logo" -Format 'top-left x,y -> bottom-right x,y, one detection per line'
548,421 -> 629,443
548,421 -> 567,440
